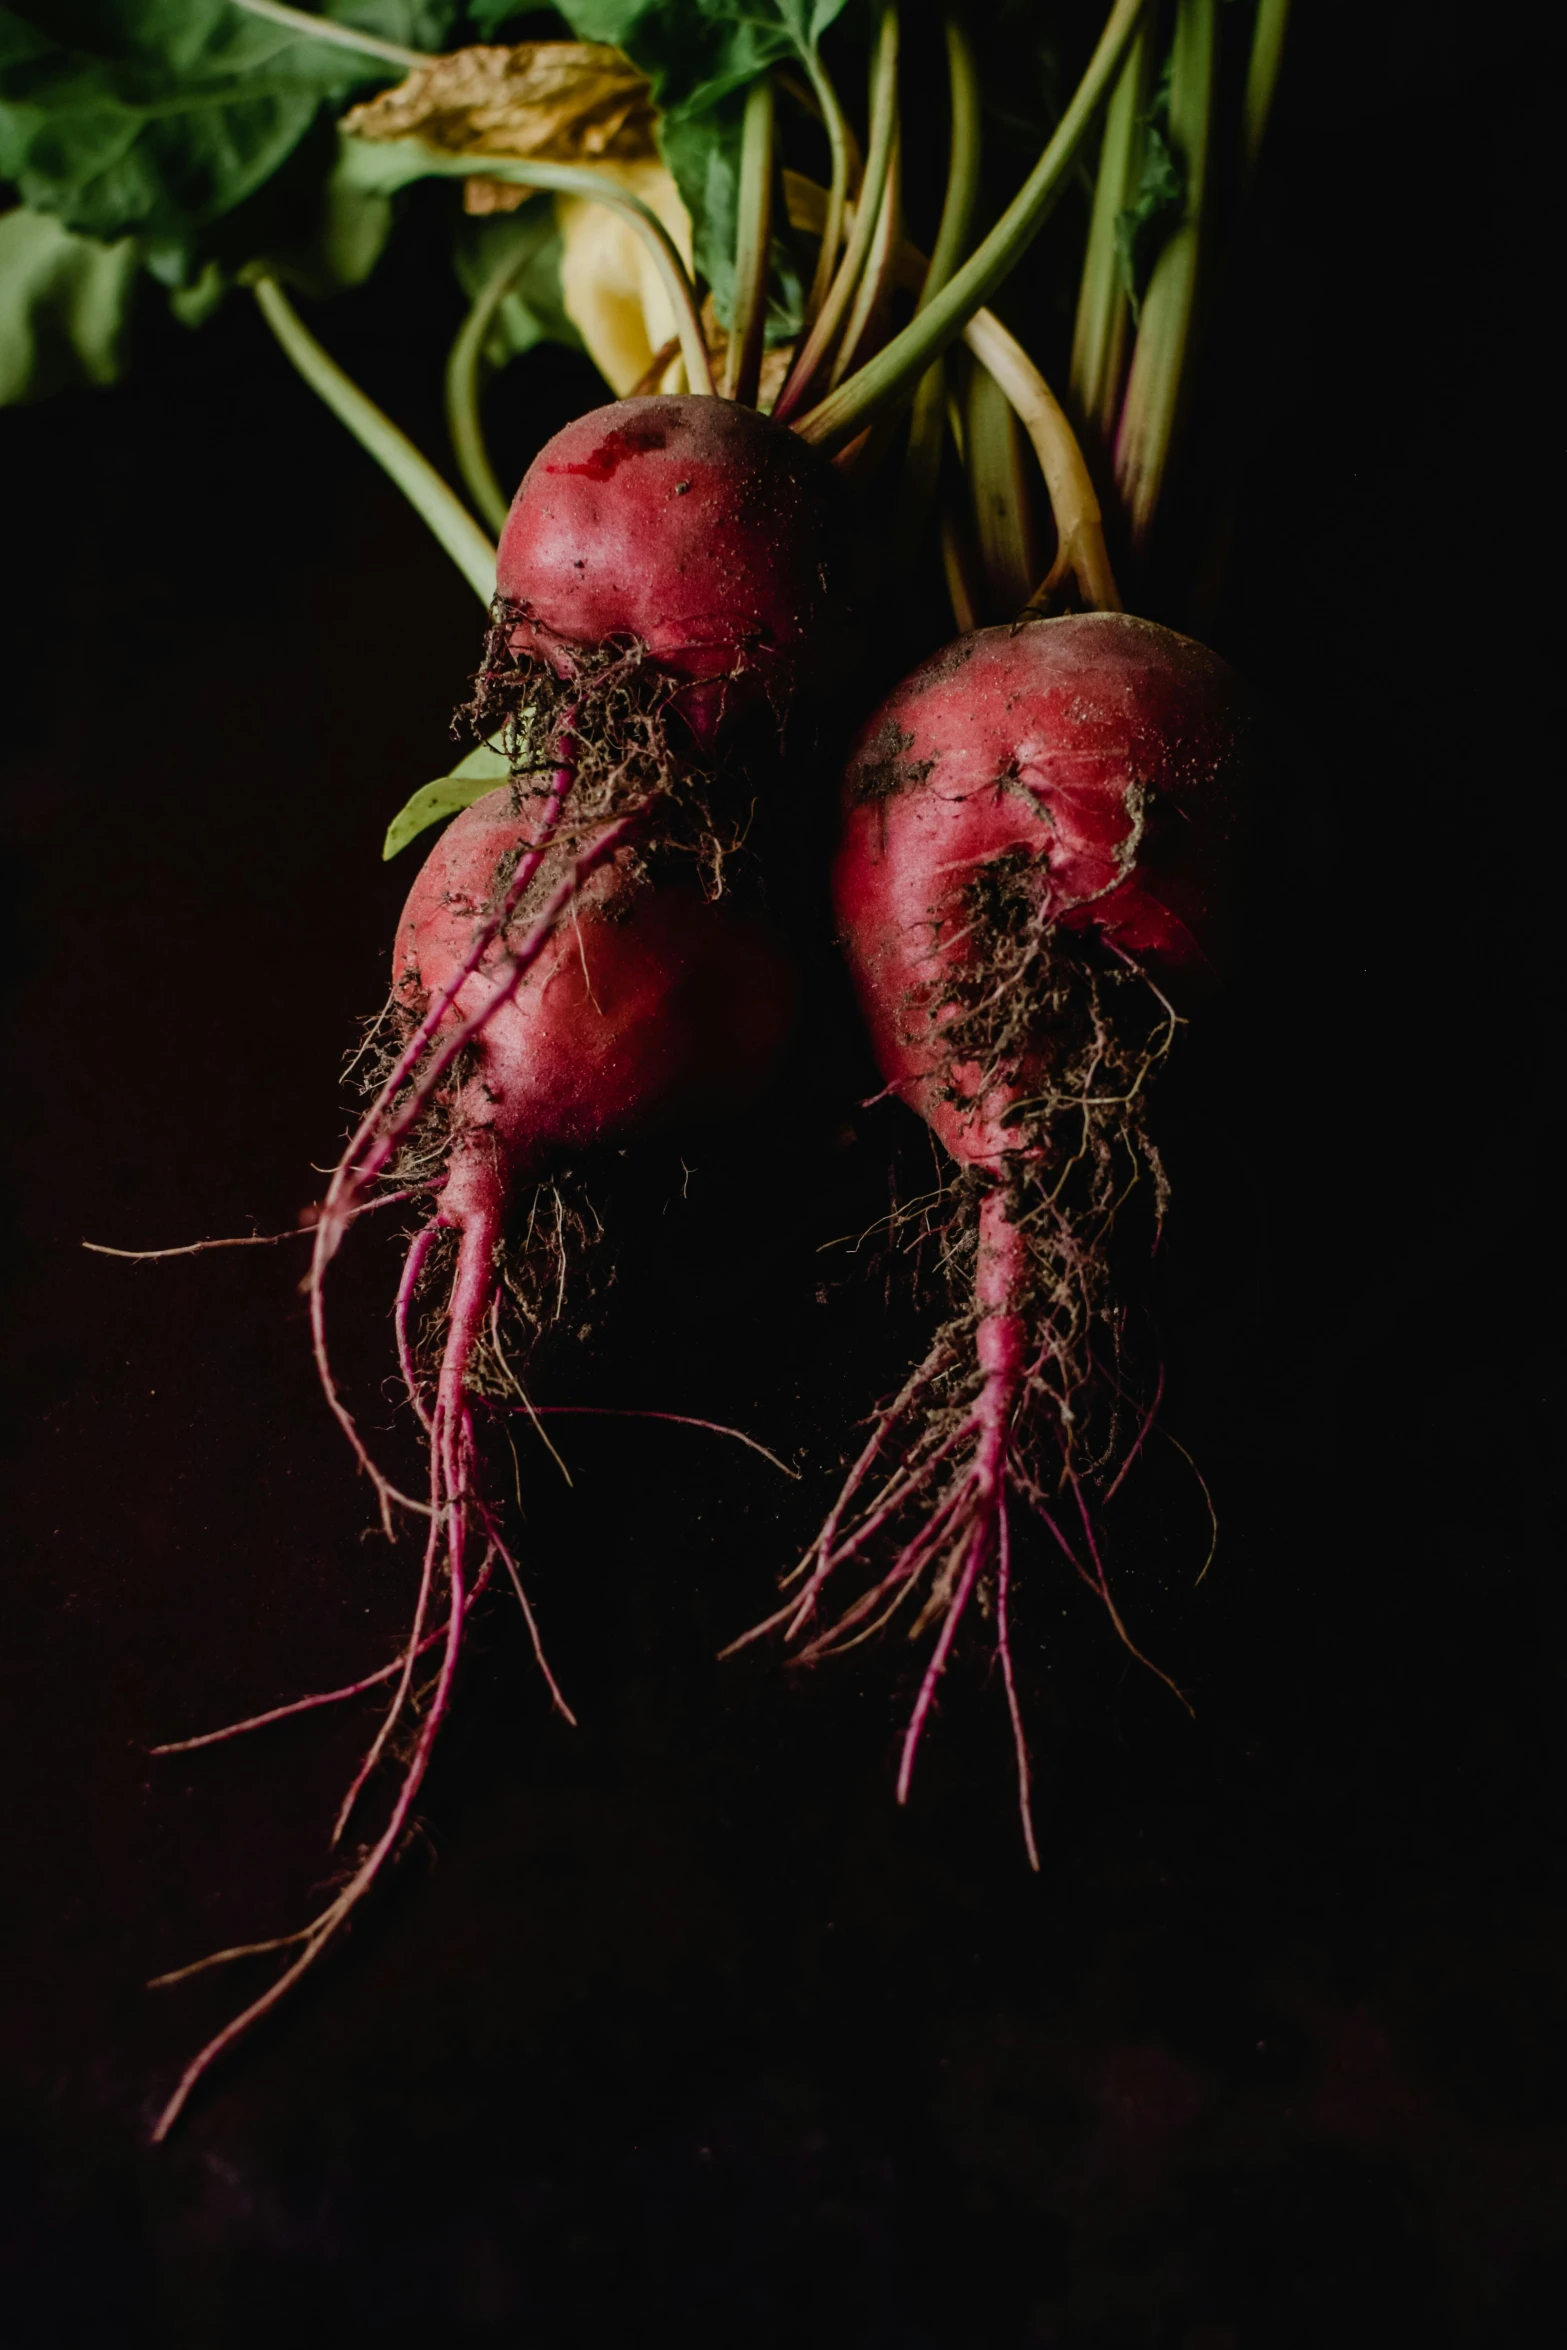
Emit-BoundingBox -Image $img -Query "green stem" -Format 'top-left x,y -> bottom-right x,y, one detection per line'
1242,0 -> 1291,171
230,0 -> 430,71
360,142 -> 714,398
1069,25 -> 1146,445
253,275 -> 495,604
920,16 -> 982,309
445,243 -> 535,538
965,359 -> 1038,615
724,74 -> 776,406
794,0 -> 1147,452
1113,0 -> 1215,549
797,49 -> 856,336
894,16 -> 982,565
773,6 -> 901,424
829,128 -> 900,390
786,157 -> 1115,607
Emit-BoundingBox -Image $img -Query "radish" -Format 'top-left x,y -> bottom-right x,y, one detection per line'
731,613 -> 1252,1863
480,391 -> 852,749
149,763 -> 797,2139
309,391 -> 848,1488
147,397 -> 840,2138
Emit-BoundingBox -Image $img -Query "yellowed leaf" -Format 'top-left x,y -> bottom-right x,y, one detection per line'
555,159 -> 696,397
344,43 -> 658,216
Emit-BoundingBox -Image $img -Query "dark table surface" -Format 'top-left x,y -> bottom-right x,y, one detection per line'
2,8 -> 1562,2343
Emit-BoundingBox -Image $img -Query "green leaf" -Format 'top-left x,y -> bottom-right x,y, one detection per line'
555,1 -> 850,326
0,200 -> 138,402
382,739 -> 510,859
0,3 -> 458,286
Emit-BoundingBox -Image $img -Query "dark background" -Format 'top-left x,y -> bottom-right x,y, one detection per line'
2,4 -> 1563,2342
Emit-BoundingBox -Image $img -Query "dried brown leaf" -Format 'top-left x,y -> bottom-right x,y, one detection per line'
343,43 -> 658,216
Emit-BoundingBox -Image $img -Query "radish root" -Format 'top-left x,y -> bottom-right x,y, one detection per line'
734,881 -> 1189,1859
151,645 -> 773,2133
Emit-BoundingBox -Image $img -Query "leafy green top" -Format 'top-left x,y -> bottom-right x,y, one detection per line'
0,4 -> 454,280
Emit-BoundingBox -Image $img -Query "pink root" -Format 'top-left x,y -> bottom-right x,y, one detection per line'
477,1511 -> 577,1726
1066,1469 -> 1192,1715
81,1189 -> 412,1263
148,1500 -> 469,2142
331,1184 -> 502,1846
993,1495 -> 1039,1870
395,1220 -> 440,1433
329,1449 -> 447,1849
151,1172 -> 572,2139
151,735 -> 614,2137
742,1164 -> 1184,1860
147,1546 -> 497,1757
738,1190 -> 1046,1860
719,1336 -> 957,1659
309,1231 -> 433,1538
517,1404 -> 799,1482
893,1198 -> 1027,1803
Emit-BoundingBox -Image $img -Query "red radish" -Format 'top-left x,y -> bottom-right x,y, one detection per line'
343,775 -> 796,1857
147,394 -> 828,2130
311,395 -> 849,1306
483,391 -> 853,750
732,613 -> 1252,1863
301,393 -> 848,1527
151,393 -> 843,2136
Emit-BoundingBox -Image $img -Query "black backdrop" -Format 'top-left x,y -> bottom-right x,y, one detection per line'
3,6 -> 1563,2342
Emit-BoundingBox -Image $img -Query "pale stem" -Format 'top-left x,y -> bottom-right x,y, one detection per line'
1069,25 -> 1147,443
797,46 -> 857,333
794,0 -> 1149,451
362,144 -> 714,398
963,355 -> 1040,614
920,16 -> 983,307
1113,0 -> 1216,548
724,73 -> 776,406
773,5 -> 901,423
444,237 -> 537,535
964,306 -> 1121,611
1243,0 -> 1292,171
230,0 -> 432,70
828,127 -> 901,391
893,18 -> 979,567
253,275 -> 495,602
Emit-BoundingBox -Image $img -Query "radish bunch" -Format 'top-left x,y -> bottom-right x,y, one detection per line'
136,0 -> 1283,2133
732,615 -> 1252,1861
